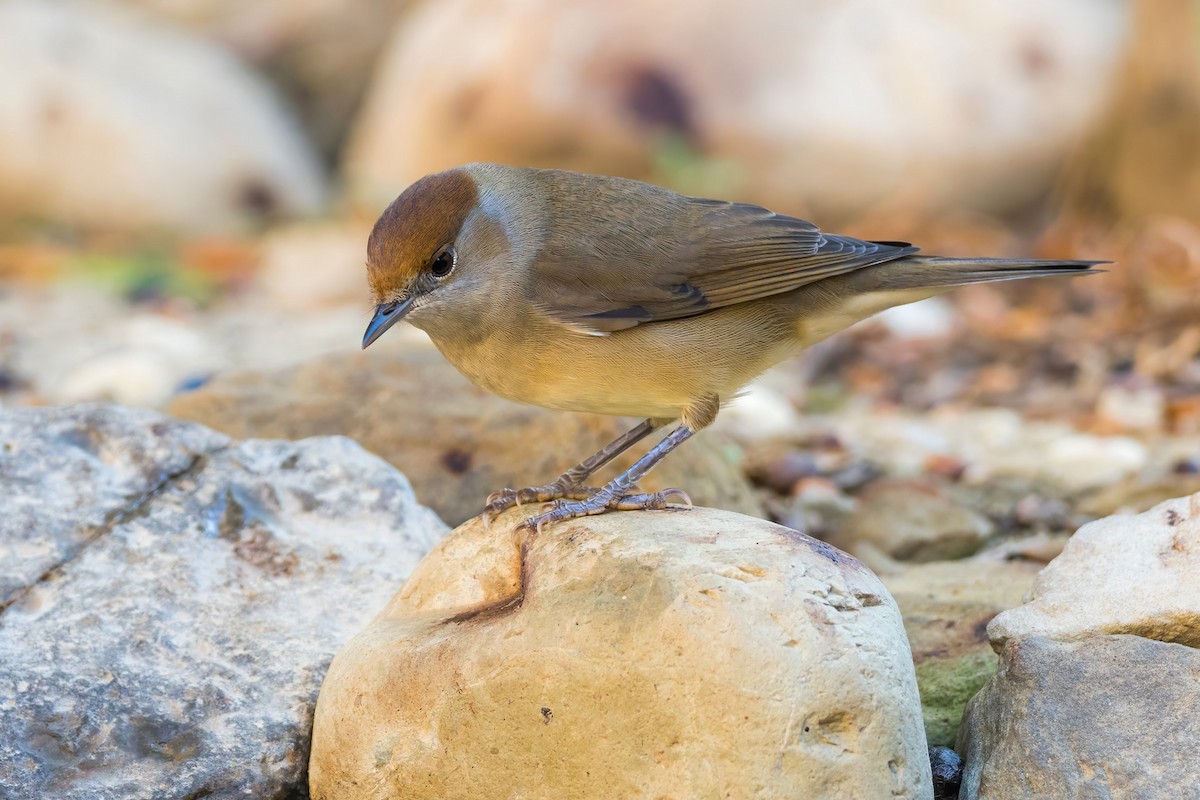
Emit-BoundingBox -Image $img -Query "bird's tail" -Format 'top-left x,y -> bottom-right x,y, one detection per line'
852,255 -> 1107,294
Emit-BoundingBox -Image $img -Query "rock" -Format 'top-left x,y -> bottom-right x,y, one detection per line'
345,0 -> 1126,220
0,1 -> 324,232
929,746 -> 964,800
0,404 -> 445,798
988,491 -> 1200,648
168,349 -> 763,525
309,507 -> 932,799
90,0 -> 413,158
956,635 -> 1200,799
882,561 -> 1040,748
830,480 -> 994,563
256,222 -> 374,311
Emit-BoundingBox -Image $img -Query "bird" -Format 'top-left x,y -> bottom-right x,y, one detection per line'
360,163 -> 1102,531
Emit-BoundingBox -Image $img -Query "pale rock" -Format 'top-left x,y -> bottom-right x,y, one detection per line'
169,349 -> 764,525
0,404 -> 446,798
256,222 -> 374,311
346,0 -> 1126,220
876,297 -> 957,340
0,1 -> 325,232
714,382 -> 805,443
310,507 -> 932,799
988,491 -> 1200,648
86,0 -> 414,156
957,635 -> 1200,799
1095,383 -> 1167,432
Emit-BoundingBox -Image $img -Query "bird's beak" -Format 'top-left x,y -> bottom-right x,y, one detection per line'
362,297 -> 414,349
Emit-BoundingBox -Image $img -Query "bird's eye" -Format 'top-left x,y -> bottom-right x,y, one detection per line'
430,247 -> 455,278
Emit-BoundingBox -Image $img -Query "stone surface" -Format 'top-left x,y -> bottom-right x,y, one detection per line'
168,348 -> 764,525
882,561 -> 1040,748
310,507 -> 932,799
91,0 -> 413,158
0,1 -> 324,232
831,479 -> 994,563
988,491 -> 1200,648
0,404 -> 445,798
345,0 -> 1126,220
957,635 -> 1200,799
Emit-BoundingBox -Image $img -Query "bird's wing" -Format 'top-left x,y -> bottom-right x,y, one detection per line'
531,197 -> 918,334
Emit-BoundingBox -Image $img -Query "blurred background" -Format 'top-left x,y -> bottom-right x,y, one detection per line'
1,0 -> 1198,440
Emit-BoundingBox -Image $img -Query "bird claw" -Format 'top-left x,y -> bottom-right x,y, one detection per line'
481,481 -> 593,526
516,487 -> 692,532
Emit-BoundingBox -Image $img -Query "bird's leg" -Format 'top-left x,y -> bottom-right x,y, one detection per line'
482,418 -> 663,523
519,425 -> 695,531
519,394 -> 719,532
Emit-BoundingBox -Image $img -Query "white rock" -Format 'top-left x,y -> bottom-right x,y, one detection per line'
256,222 -> 373,311
715,382 -> 804,442
310,508 -> 932,799
0,1 -> 325,232
346,0 -> 1127,219
876,297 -> 957,340
989,491 -> 1200,648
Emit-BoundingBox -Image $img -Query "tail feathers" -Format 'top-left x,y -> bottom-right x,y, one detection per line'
860,255 -> 1107,293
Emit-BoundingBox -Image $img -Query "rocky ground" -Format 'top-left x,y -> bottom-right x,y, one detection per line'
3,0 -> 1200,797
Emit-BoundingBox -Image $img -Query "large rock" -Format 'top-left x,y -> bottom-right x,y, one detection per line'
168,348 -> 764,525
882,561 -> 1040,748
988,491 -> 1200,648
310,507 -> 932,798
956,635 -> 1200,799
89,0 -> 414,158
345,0 -> 1126,220
0,1 -> 325,232
0,405 -> 445,798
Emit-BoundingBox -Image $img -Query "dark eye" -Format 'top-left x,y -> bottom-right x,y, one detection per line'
430,247 -> 455,278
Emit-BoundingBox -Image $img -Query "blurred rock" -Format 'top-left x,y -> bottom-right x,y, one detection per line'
713,383 -> 804,443
256,222 -> 373,311
777,476 -> 858,540
883,560 -> 1039,748
830,479 -> 994,563
89,0 -> 413,159
346,0 -> 1127,220
0,404 -> 445,799
0,1 -> 324,232
168,349 -> 763,525
1095,382 -> 1166,432
957,635 -> 1200,799
310,507 -> 932,798
989,491 -> 1200,648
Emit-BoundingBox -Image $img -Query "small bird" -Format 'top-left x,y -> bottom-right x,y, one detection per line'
361,163 -> 1101,531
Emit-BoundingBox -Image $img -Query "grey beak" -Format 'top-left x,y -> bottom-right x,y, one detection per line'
362,297 -> 414,349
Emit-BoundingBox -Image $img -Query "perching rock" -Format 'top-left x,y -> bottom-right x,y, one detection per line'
345,0 -> 1126,220
988,491 -> 1200,648
0,405 -> 445,799
882,561 -> 1040,748
309,507 -> 932,799
0,1 -> 325,232
168,348 -> 764,525
956,635 -> 1200,799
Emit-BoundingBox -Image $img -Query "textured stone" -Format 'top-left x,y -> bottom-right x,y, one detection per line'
0,1 -> 324,232
346,0 -> 1126,221
168,348 -> 763,525
957,635 -> 1200,799
0,405 -> 445,798
989,491 -> 1200,648
882,561 -> 1039,748
310,507 -> 932,799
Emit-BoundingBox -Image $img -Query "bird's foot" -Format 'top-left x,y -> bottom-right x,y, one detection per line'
481,479 -> 595,526
517,487 -> 692,533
